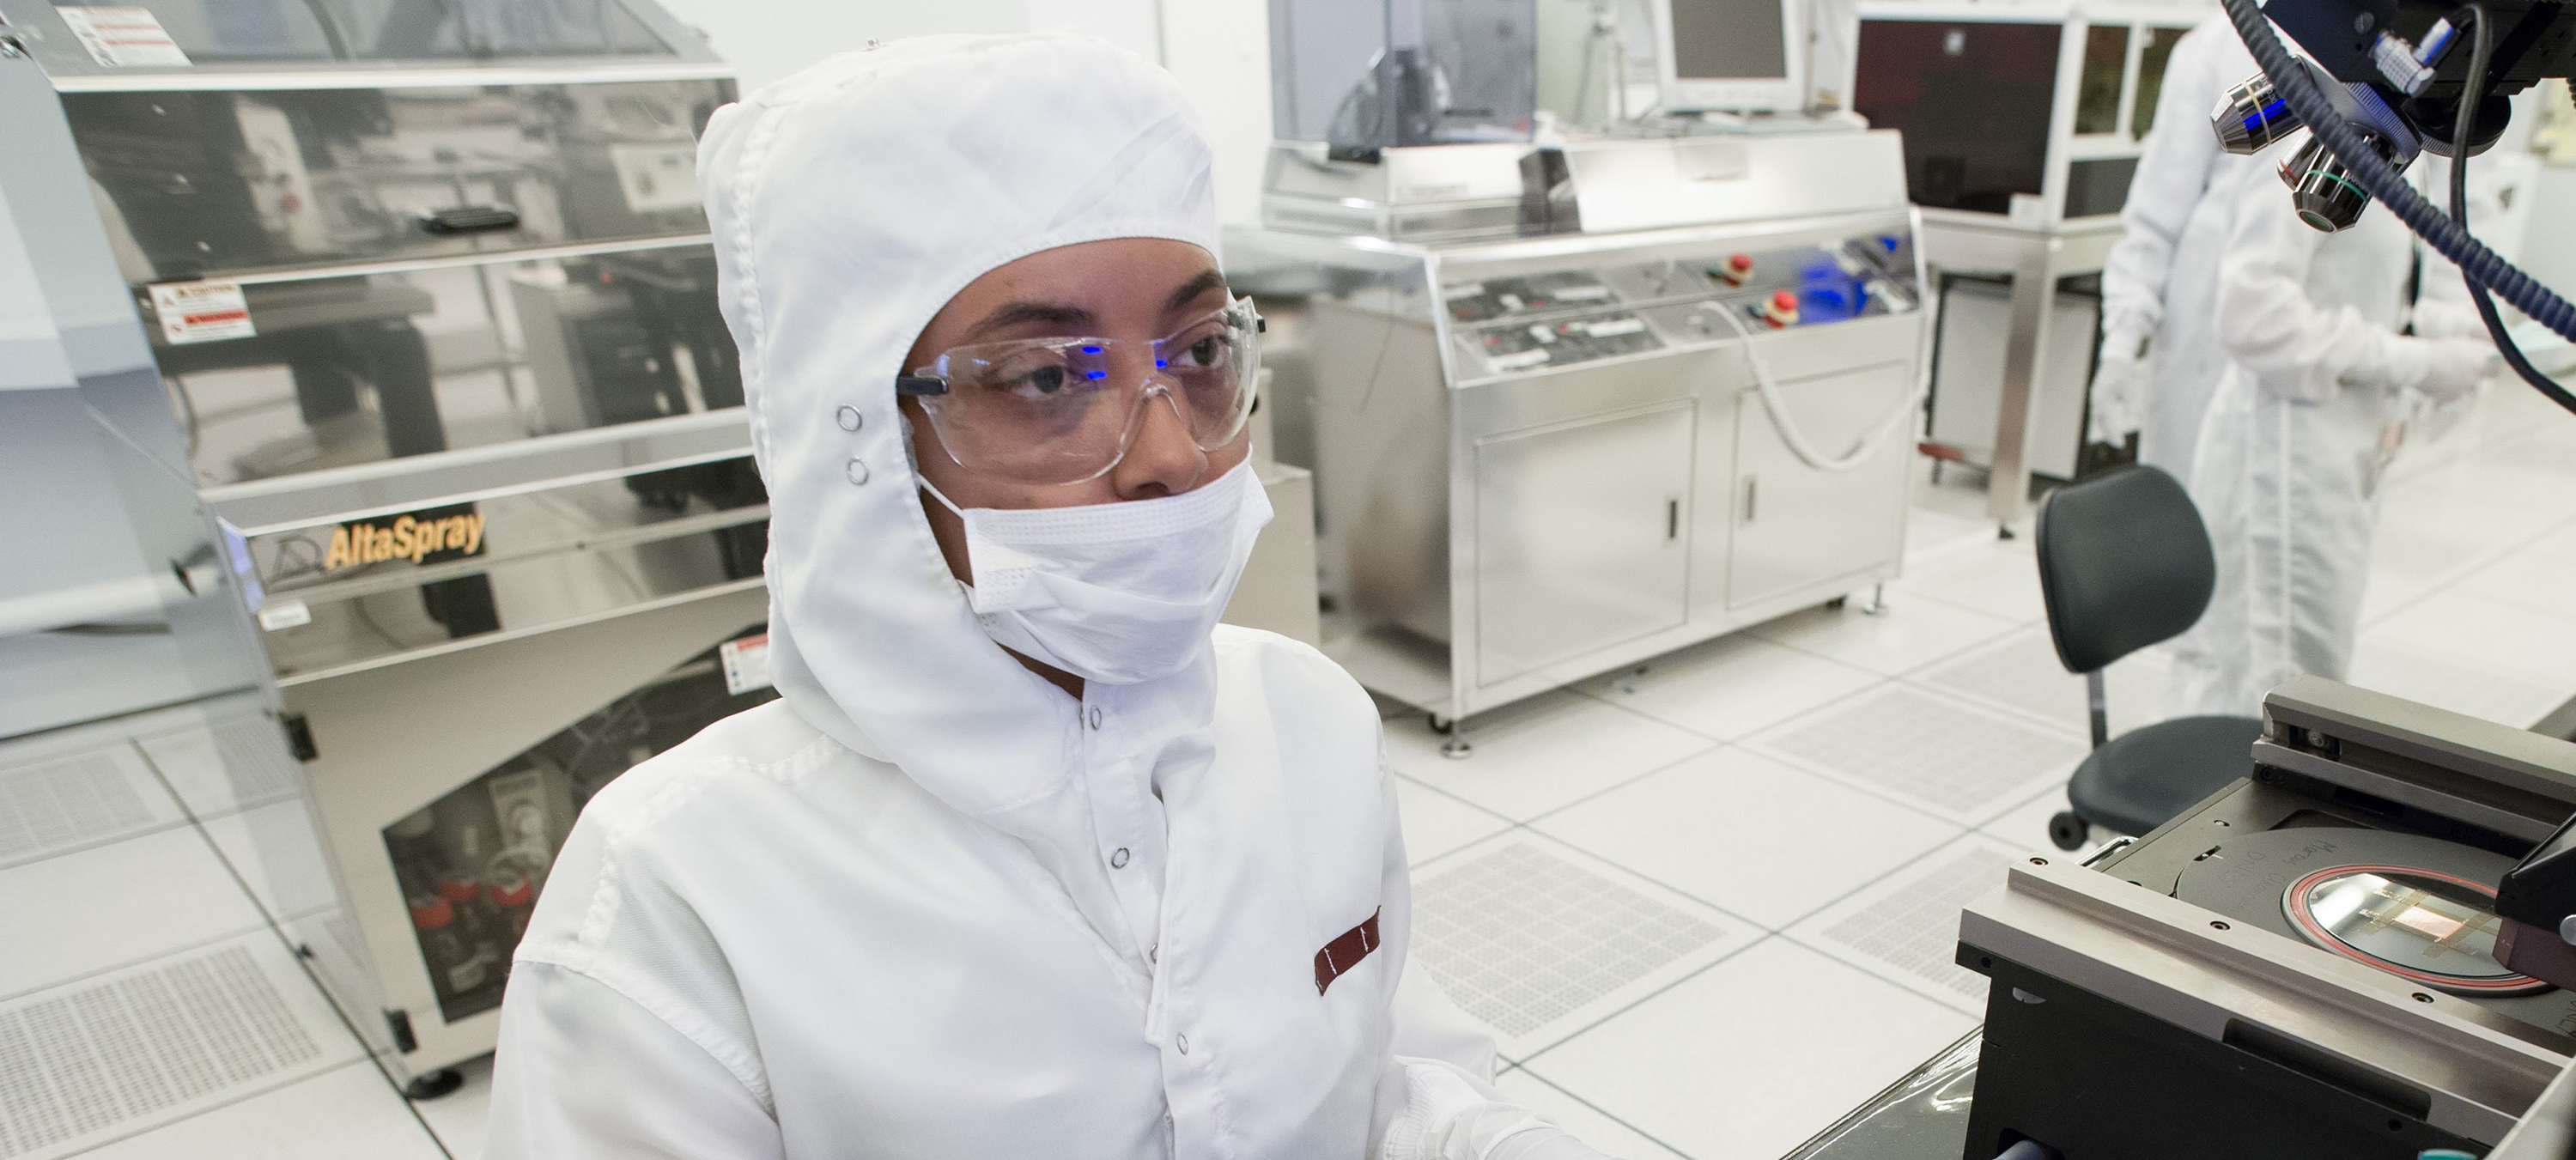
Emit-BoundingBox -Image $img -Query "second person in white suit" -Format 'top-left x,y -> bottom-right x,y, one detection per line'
2092,12 -> 2258,484
2166,143 -> 2498,718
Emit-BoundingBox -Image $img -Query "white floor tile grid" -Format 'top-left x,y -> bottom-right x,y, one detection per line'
1404,597 -> 2082,1127
1407,834 -> 1761,1061
1530,747 -> 1965,931
1494,1068 -> 1692,1160
1517,937 -> 1977,1160
1387,690 -> 1718,823
1742,683 -> 2088,829
74,1062 -> 447,1160
1576,635 -> 1883,744
132,715 -> 303,825
0,719 -> 453,1160
1747,598 -> 2019,680
1910,626 -> 2172,743
1978,785 -> 2079,853
0,748 -> 189,873
0,933 -> 381,1160
1783,835 -> 2028,1017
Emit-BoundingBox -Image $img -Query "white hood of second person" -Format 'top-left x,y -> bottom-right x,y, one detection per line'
696,36 -> 1224,839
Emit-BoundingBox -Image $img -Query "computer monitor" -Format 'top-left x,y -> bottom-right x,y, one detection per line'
1655,0 -> 1803,114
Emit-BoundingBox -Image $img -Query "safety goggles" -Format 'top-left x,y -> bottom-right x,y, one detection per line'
896,296 -> 1264,486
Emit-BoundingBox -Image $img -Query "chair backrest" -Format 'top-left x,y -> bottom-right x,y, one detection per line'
2033,465 -> 2216,675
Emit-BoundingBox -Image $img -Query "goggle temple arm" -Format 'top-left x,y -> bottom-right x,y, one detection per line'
894,374 -> 949,397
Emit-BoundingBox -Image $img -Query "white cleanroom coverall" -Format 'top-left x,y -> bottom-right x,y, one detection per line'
2166,148 -> 2495,718
2093,12 -> 2257,483
482,34 -> 1601,1160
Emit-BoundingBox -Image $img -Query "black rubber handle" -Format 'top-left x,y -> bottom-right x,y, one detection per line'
419,206 -> 522,235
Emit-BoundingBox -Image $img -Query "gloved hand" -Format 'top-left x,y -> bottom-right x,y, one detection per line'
2405,376 -> 2482,446
2087,327 -> 2152,445
1486,1121 -> 1622,1160
1385,1064 -> 1623,1160
2411,337 -> 2502,400
1454,1105 -> 1619,1160
2410,298 -> 2487,341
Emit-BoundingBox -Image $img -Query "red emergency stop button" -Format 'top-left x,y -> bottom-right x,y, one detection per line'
1764,289 -> 1800,329
1715,252 -> 1755,286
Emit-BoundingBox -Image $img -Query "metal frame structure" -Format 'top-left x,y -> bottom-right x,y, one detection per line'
1857,1 -> 2205,524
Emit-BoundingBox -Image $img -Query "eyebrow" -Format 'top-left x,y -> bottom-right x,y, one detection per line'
959,270 -> 1228,343
1165,269 -> 1228,313
963,301 -> 1093,343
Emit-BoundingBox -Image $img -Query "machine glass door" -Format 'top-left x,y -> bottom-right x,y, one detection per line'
1728,364 -> 1911,608
64,80 -> 726,282
43,0 -> 677,63
1473,403 -> 1692,687
380,631 -> 771,1025
156,244 -> 736,489
289,587 -> 774,1072
240,460 -> 769,681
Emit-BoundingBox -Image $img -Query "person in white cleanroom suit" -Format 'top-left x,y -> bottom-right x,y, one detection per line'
2164,143 -> 2500,718
481,34 -> 1619,1160
2090,11 -> 2256,482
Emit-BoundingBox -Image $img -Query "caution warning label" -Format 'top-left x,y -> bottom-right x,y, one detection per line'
148,281 -> 255,345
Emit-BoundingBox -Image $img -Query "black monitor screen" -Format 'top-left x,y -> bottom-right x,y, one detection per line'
1852,20 -> 2062,214
1672,0 -> 1789,80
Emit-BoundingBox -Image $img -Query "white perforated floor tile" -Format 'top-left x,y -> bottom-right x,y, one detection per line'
1748,686 -> 2087,826
0,935 -> 358,1159
0,749 -> 179,869
2348,638 -> 2571,729
1787,838 -> 2022,1016
137,716 -> 299,821
206,720 -> 297,806
1920,630 -> 2087,733
1410,835 -> 1756,1059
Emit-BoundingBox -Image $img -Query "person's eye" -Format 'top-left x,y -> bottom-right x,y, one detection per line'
982,352 -> 1072,398
1172,330 -> 1232,370
1011,365 -> 1069,397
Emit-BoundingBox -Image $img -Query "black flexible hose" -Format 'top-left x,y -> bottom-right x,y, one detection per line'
2220,0 -> 2576,353
2445,6 -> 2576,412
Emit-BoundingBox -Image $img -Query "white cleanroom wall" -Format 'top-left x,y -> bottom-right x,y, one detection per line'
654,0 -> 1277,223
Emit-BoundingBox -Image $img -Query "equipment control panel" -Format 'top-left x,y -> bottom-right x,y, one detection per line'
1471,312 -> 1663,371
1448,235 -> 1917,379
1443,271 -> 1620,324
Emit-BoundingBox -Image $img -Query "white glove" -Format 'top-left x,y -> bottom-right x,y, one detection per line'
2410,298 -> 2488,341
1385,1064 -> 1620,1160
1485,1119 -> 1620,1160
2407,337 -> 2502,401
2406,376 -> 2482,445
2087,328 -> 2152,445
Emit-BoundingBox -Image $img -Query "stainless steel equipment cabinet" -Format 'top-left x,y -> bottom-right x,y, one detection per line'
1229,131 -> 1926,738
1855,2 -> 2201,522
0,0 -> 761,1089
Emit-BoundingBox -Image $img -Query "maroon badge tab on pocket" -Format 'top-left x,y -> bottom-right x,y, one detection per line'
1314,908 -> 1382,996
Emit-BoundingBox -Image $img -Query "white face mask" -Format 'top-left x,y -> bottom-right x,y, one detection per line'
920,459 -> 1273,685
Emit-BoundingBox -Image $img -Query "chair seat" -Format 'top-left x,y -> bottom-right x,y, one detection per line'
2068,714 -> 2266,837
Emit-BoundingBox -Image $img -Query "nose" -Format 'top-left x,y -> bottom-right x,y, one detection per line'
1109,385 -> 1208,499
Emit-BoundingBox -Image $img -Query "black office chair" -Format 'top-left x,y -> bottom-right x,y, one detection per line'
2034,465 -> 2264,850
